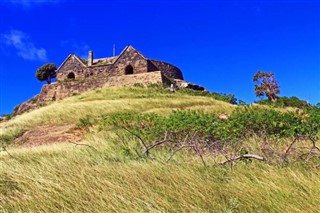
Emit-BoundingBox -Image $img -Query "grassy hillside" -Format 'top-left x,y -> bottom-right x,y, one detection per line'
1,87 -> 319,212
1,87 -> 235,128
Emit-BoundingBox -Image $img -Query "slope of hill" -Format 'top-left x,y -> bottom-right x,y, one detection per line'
1,87 -> 319,212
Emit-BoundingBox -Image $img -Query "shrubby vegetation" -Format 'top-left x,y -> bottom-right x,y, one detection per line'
256,96 -> 312,109
175,88 -> 244,105
100,106 -> 319,141
97,106 -> 320,165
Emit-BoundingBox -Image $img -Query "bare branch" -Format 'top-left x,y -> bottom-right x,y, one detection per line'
193,141 -> 207,167
219,154 -> 265,165
68,141 -> 98,152
166,145 -> 193,162
113,125 -> 149,155
282,136 -> 298,159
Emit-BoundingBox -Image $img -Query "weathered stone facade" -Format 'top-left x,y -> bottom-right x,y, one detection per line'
14,45 -> 204,115
38,71 -> 171,103
56,45 -> 183,82
14,71 -> 172,115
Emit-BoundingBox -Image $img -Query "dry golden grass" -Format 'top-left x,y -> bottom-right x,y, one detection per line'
1,139 -> 320,212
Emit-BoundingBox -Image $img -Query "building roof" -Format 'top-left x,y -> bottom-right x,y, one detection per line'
56,54 -> 86,72
92,56 -> 118,66
56,45 -> 158,71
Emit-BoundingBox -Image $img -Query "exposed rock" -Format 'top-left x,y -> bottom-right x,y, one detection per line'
14,95 -> 39,115
14,125 -> 84,147
175,79 -> 205,91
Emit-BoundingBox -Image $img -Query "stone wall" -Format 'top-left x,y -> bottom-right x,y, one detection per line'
105,71 -> 171,87
14,72 -> 172,115
150,60 -> 183,80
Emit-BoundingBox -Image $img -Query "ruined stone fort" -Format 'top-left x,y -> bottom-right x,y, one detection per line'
14,45 -> 203,114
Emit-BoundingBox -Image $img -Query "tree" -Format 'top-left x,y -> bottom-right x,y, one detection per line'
253,71 -> 280,102
35,63 -> 57,84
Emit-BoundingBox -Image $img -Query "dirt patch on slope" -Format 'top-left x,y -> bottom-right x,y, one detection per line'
14,125 -> 85,147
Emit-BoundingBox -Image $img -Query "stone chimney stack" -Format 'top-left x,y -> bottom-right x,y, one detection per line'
88,50 -> 93,66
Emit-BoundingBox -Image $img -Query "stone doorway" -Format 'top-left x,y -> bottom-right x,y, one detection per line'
67,72 -> 75,79
125,65 -> 134,75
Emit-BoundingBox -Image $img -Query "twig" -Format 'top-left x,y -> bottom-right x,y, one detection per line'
309,136 -> 320,152
144,139 -> 169,153
219,154 -> 265,165
116,125 -> 149,155
68,141 -> 98,151
166,145 -> 193,162
193,142 -> 207,167
283,136 -> 299,159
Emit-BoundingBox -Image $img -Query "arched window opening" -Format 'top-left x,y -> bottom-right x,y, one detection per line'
125,65 -> 134,75
67,72 -> 75,79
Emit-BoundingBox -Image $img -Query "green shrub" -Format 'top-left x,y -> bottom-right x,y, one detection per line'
133,83 -> 144,88
76,116 -> 96,130
100,107 -> 319,143
256,96 -> 312,109
177,89 -> 244,105
147,82 -> 165,89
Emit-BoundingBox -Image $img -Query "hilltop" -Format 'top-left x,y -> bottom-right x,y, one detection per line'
0,86 -> 319,212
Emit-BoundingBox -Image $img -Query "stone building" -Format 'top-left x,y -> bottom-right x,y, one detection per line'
56,45 -> 183,82
14,45 -> 204,115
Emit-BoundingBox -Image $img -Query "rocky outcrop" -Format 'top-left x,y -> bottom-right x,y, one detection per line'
14,95 -> 39,115
175,79 -> 205,91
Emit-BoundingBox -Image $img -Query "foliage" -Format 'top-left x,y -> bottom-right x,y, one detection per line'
98,107 -> 320,167
147,82 -> 165,89
35,63 -> 57,84
100,106 -> 320,142
76,115 -> 96,130
133,83 -> 144,88
177,88 -> 244,105
256,96 -> 312,109
253,71 -> 280,102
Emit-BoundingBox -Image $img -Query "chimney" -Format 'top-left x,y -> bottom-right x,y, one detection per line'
88,50 -> 93,66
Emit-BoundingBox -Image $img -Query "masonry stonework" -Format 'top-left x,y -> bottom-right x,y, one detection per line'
14,45 -> 203,115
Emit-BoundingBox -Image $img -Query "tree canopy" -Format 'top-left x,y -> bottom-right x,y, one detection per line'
35,63 -> 57,84
253,71 -> 280,102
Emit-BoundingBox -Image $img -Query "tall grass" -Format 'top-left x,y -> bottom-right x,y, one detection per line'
1,139 -> 320,212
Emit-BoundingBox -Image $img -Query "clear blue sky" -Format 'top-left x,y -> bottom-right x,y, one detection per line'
0,0 -> 319,114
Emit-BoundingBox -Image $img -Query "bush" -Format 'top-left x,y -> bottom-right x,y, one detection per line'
76,116 -> 96,130
256,96 -> 312,109
99,107 -> 320,143
177,89 -> 244,105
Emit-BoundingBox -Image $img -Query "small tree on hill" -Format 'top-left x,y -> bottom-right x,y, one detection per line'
253,71 -> 280,102
35,63 -> 57,84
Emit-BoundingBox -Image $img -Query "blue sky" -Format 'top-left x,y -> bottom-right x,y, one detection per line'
0,0 -> 319,114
